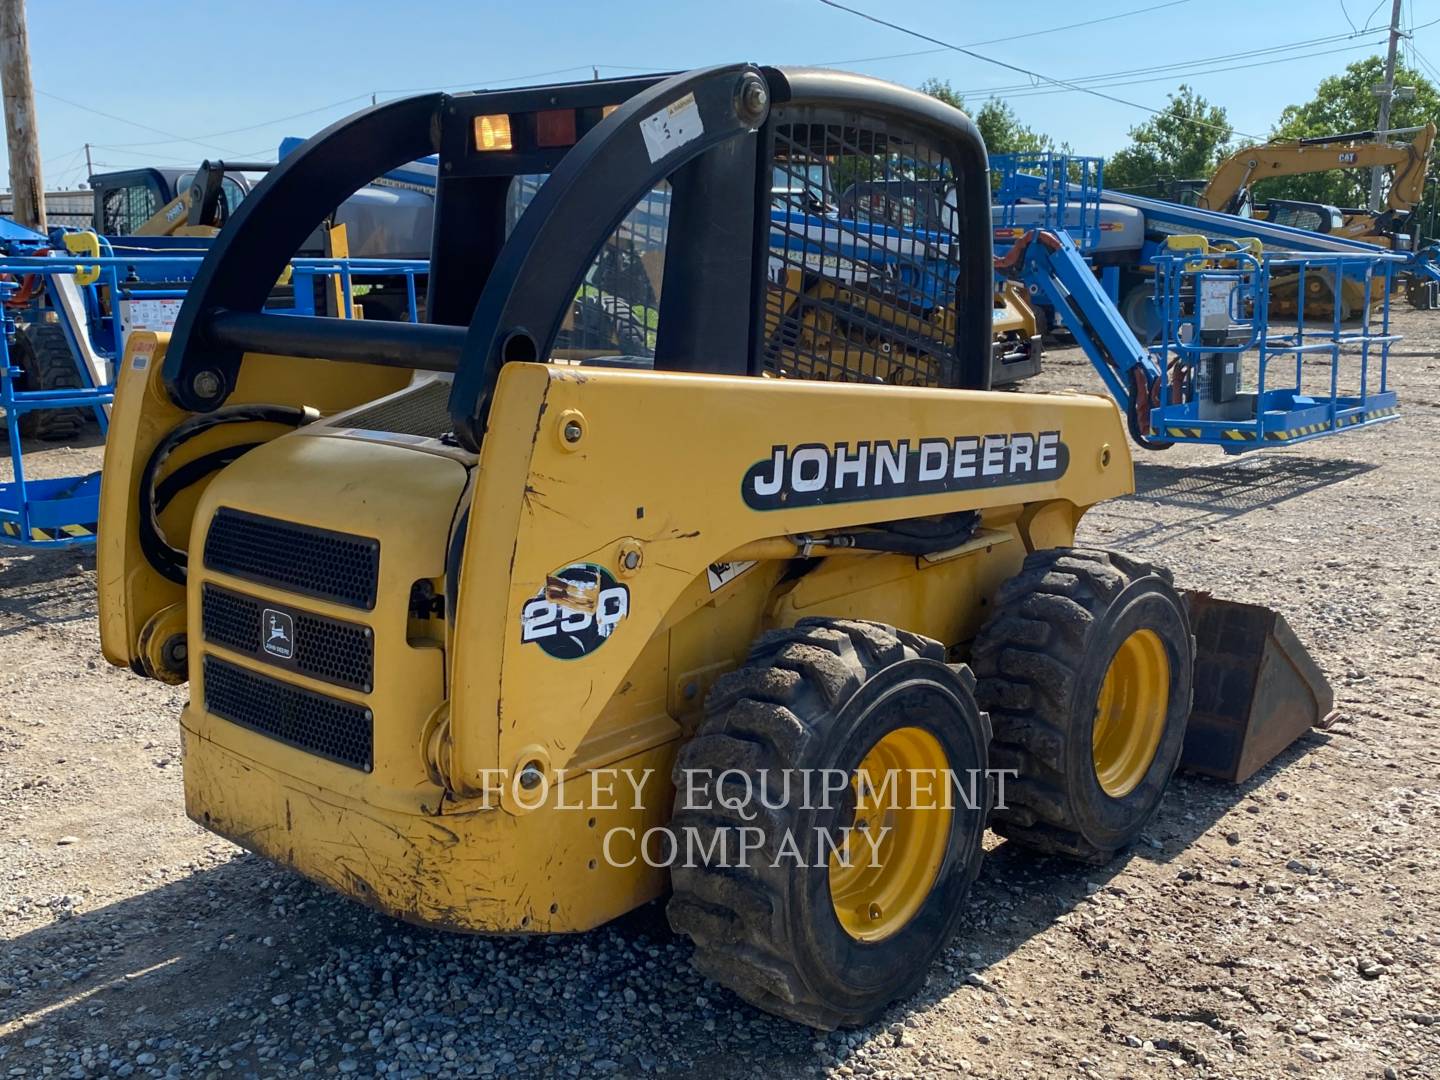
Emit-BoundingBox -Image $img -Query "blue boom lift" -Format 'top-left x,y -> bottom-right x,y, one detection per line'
990,152 -> 1412,452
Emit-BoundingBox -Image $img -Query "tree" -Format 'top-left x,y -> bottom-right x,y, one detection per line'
1260,56 -> 1440,217
918,78 -> 1059,155
1102,85 -> 1232,193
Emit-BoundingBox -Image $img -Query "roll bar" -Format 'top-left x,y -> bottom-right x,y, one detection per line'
164,92 -> 447,410
163,64 -> 993,452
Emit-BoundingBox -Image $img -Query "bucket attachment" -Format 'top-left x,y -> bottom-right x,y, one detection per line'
1179,592 -> 1334,784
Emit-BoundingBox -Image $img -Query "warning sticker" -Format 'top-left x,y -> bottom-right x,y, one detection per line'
639,92 -> 704,164
706,560 -> 756,592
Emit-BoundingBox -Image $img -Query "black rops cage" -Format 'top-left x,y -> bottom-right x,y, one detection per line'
161,64 -> 993,453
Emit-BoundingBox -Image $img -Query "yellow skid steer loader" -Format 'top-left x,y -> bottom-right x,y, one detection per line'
98,64 -> 1331,1029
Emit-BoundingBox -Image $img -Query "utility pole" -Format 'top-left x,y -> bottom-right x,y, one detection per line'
83,141 -> 91,181
1368,0 -> 1405,212
0,0 -> 44,229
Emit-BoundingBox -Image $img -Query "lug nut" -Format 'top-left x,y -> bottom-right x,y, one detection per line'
562,420 -> 583,443
519,764 -> 545,790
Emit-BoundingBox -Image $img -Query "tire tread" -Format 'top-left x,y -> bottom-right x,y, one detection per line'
972,547 -> 1179,864
669,618 -> 979,1029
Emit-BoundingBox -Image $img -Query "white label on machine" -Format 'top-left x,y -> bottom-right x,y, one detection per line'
639,92 -> 704,163
120,297 -> 184,338
706,560 -> 756,592
1198,278 -> 1233,330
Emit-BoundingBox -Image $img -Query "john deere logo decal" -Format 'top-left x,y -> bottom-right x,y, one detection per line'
742,432 -> 1068,510
262,608 -> 295,660
520,562 -> 630,659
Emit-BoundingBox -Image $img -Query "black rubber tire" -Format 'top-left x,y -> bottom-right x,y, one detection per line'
970,548 -> 1193,864
667,617 -> 991,1029
13,322 -> 85,441
1118,280 -> 1160,344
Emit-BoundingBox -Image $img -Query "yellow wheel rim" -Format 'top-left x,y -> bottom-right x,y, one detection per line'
1092,628 -> 1170,798
829,726 -> 952,942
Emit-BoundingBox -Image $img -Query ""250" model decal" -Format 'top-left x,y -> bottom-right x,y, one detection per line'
520,562 -> 630,659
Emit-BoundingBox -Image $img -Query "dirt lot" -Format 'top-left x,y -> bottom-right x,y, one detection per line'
2,314 -> 1438,1079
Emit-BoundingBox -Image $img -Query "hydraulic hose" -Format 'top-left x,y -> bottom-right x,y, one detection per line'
814,511 -> 981,556
138,404 -> 316,584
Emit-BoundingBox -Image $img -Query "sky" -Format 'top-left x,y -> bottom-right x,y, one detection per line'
13,0 -> 1440,191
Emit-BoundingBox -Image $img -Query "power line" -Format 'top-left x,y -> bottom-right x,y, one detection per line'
370,62 -> 660,97
41,62 -> 650,162
1409,41 -> 1440,83
41,142 -> 86,167
35,89 -> 248,156
87,143 -> 274,165
813,0 -> 1263,139
947,31 -> 1385,98
816,0 -> 1195,68
976,40 -> 1385,101
94,94 -> 377,149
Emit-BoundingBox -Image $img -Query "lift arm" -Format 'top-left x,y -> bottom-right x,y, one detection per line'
1198,123 -> 1436,217
995,229 -> 1164,445
134,160 -> 273,237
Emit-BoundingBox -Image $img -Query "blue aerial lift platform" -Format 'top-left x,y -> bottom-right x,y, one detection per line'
990,153 -> 1411,454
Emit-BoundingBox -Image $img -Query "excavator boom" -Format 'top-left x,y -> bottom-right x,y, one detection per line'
1198,122 -> 1435,217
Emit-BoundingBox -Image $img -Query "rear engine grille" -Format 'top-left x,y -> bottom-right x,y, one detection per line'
201,583 -> 261,653
203,655 -> 373,771
204,508 -> 379,610
340,381 -> 453,439
202,584 -> 374,692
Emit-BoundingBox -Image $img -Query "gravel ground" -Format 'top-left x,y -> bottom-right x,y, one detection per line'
2,311 -> 1439,1079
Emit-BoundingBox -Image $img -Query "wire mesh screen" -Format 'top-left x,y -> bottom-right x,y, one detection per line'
0,190 -> 93,230
508,175 -> 670,360
765,114 -> 963,386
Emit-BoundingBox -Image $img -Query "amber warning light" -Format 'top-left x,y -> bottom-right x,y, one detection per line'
473,113 -> 513,152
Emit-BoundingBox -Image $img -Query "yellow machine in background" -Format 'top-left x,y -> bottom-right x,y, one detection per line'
990,281 -> 1043,384
97,65 -> 1328,1030
129,160 -> 266,237
1195,122 -> 1436,246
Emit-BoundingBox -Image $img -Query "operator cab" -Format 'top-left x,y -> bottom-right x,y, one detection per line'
1258,198 -> 1345,234
159,65 -> 997,453
89,166 -> 251,236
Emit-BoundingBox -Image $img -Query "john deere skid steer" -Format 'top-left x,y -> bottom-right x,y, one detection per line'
98,65 -> 1329,1029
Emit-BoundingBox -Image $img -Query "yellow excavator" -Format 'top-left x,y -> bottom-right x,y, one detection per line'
1193,122 -> 1435,247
